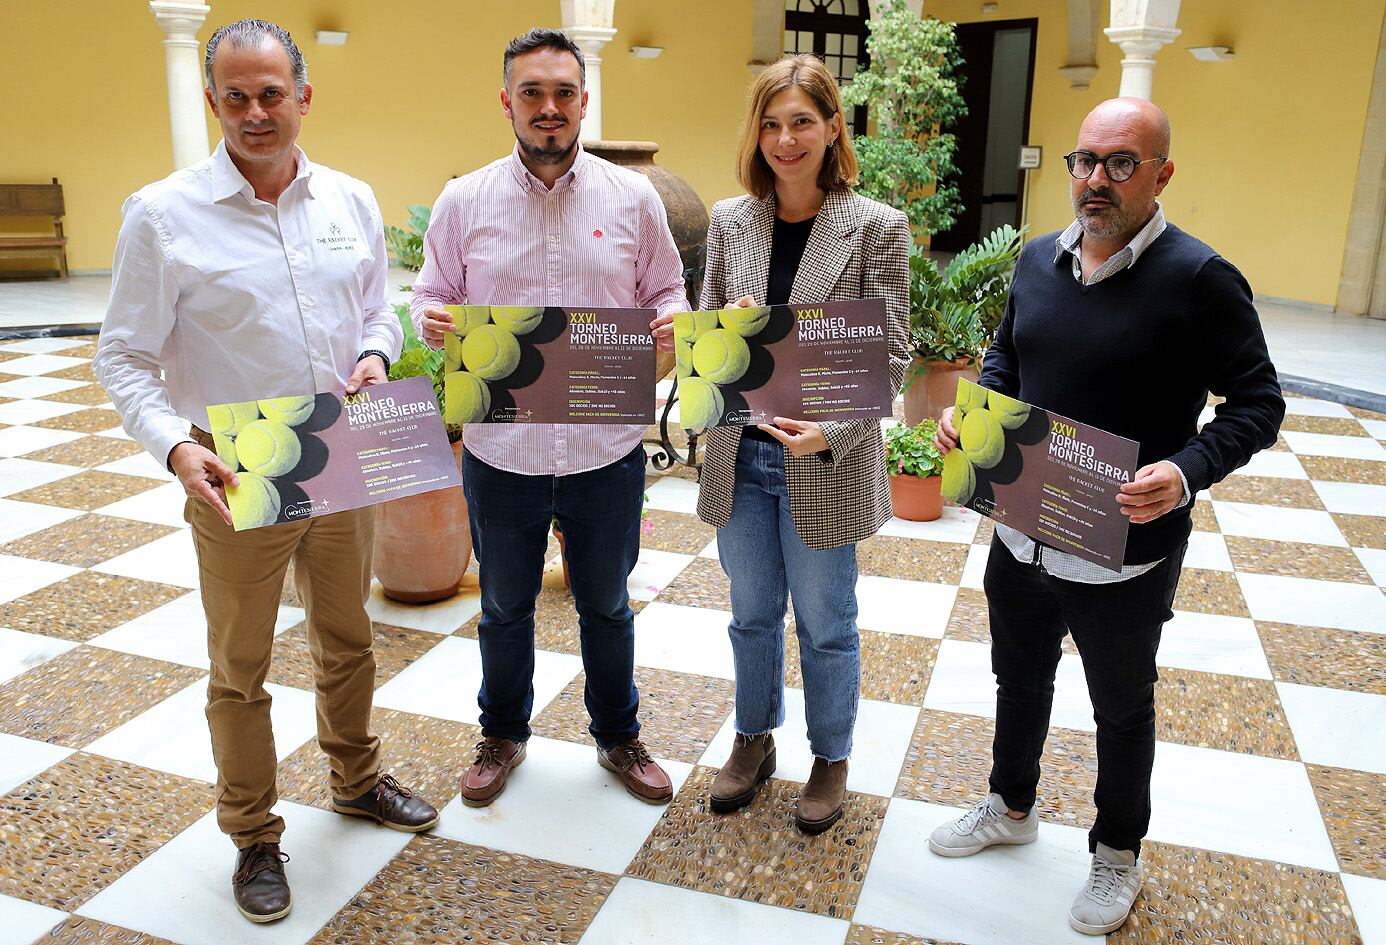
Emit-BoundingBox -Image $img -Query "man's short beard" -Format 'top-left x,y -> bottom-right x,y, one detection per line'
517,131 -> 577,166
1073,187 -> 1141,241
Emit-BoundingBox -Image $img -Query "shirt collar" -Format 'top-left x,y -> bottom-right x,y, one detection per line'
1054,202 -> 1166,268
208,140 -> 316,202
506,141 -> 587,194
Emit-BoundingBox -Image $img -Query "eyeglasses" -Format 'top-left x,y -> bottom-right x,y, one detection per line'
1063,151 -> 1166,183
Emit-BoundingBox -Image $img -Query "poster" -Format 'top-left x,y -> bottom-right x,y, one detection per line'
209,376 -> 462,531
441,305 -> 654,424
673,299 -> 894,430
942,378 -> 1139,571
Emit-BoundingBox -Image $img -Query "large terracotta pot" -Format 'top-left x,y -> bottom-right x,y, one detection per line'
585,140 -> 710,381
903,357 -> 979,427
889,472 -> 944,522
373,437 -> 470,603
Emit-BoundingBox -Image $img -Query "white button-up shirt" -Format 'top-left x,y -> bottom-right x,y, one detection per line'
95,141 -> 401,466
410,144 -> 688,476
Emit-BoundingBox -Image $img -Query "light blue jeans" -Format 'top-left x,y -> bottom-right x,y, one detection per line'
717,435 -> 861,761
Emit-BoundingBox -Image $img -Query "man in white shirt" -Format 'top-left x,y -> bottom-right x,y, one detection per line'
95,19 -> 438,924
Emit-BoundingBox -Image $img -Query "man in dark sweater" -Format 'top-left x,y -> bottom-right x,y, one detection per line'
927,98 -> 1284,935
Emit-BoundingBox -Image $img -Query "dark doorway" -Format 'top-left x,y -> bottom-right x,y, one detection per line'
931,18 -> 1037,252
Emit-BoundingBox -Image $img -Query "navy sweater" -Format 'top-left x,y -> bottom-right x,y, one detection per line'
980,223 -> 1285,564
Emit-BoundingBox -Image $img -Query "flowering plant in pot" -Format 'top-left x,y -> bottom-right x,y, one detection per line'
885,418 -> 946,522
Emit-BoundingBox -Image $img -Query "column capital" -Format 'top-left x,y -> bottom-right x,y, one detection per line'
1058,64 -> 1099,89
1102,23 -> 1181,54
564,25 -> 617,58
149,1 -> 210,37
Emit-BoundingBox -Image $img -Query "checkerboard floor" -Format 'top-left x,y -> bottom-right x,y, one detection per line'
1,335 -> 1384,945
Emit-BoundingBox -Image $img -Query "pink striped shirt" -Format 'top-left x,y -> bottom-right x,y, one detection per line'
411,144 -> 689,475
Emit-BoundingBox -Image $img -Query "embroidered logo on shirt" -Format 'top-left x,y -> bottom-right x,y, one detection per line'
593,229 -> 603,238
317,222 -> 360,252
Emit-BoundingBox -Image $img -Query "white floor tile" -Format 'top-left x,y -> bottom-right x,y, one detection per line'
697,536 -> 719,559
373,634 -> 581,724
579,876 -> 850,945
1357,547 -> 1386,586
0,338 -> 87,355
364,580 -> 481,634
77,802 -> 411,945
628,547 -> 694,602
0,354 -> 87,376
856,574 -> 956,638
0,498 -> 82,543
1313,480 -> 1386,517
0,626 -> 79,684
1361,418 -> 1386,440
1282,431 -> 1386,461
1227,450 -> 1308,479
0,555 -> 80,604
643,476 -> 700,514
1157,611 -> 1271,679
90,593 -> 302,669
0,893 -> 68,945
93,481 -> 189,527
1211,501 -> 1347,546
1147,741 -> 1337,871
1182,531 -> 1233,571
960,541 -> 990,589
855,798 -> 1093,945
94,425 -> 134,441
433,736 -> 692,874
96,450 -> 174,481
876,504 -> 982,543
0,731 -> 73,795
0,424 -> 84,458
0,458 -> 80,497
0,400 -> 87,427
1277,682 -> 1386,774
92,529 -> 200,588
700,689 -> 918,797
0,376 -> 88,399
632,601 -> 736,679
85,679 -> 319,783
1342,874 -> 1386,945
1237,572 -> 1386,634
1282,397 -> 1353,418
924,639 -> 1095,733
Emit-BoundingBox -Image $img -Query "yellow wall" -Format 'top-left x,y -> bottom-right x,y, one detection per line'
925,0 -> 1385,306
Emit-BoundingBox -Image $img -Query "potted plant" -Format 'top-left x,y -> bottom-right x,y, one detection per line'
371,303 -> 472,603
885,418 -> 946,522
902,224 -> 1024,425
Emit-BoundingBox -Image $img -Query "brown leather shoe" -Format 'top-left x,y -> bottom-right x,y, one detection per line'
795,758 -> 848,834
460,737 -> 527,807
710,733 -> 776,813
232,842 -> 291,923
333,773 -> 439,832
597,738 -> 673,804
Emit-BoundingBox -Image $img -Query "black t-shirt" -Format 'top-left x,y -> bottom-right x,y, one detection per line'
743,215 -> 818,444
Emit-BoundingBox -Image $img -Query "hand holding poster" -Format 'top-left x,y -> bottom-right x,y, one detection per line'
210,376 -> 462,531
441,304 -> 654,424
673,299 -> 893,430
942,378 -> 1139,571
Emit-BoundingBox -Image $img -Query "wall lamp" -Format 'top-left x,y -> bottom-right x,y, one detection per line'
1188,46 -> 1234,62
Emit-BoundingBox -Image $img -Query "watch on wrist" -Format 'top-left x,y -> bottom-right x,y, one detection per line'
357,349 -> 391,374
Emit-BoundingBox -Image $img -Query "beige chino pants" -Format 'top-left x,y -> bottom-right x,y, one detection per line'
186,429 -> 380,847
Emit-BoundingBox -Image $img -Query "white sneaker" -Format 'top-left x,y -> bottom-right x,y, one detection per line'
928,793 -> 1038,857
1068,842 -> 1144,935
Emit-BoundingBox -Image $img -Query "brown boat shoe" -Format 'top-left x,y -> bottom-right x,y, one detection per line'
597,738 -> 673,804
333,773 -> 439,832
460,737 -> 527,807
232,842 -> 291,923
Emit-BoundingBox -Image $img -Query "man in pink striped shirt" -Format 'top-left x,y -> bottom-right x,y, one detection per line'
412,28 -> 688,808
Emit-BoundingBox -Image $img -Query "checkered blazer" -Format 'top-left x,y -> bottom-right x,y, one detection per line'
695,190 -> 911,550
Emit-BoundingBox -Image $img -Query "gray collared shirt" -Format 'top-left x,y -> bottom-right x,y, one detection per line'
994,204 -> 1191,584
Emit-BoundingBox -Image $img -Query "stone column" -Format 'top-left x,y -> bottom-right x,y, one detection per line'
561,0 -> 617,141
1104,0 -> 1181,101
150,0 -> 212,169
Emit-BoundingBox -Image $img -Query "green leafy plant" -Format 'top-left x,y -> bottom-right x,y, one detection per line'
885,418 -> 944,478
840,0 -> 967,237
387,303 -> 455,439
385,204 -> 431,272
906,224 -> 1025,383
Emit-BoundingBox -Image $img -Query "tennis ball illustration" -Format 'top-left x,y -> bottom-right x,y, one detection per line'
443,305 -> 492,338
215,436 -> 238,471
461,324 -> 521,381
257,396 -> 315,427
226,473 -> 281,529
679,377 -> 724,429
942,449 -> 976,503
959,408 -> 1005,470
986,390 -> 1031,429
675,340 -> 693,377
692,329 -> 751,384
235,420 -> 302,477
955,382 -> 989,420
493,306 -> 544,335
207,402 -> 259,437
675,310 -> 720,344
444,370 -> 491,424
719,306 -> 771,337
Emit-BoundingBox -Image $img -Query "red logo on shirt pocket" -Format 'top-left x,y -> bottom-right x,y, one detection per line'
593,229 -> 603,238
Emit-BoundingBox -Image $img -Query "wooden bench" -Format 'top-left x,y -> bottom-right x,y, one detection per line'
0,179 -> 69,278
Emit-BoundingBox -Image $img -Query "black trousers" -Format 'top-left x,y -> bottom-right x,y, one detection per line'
983,537 -> 1186,855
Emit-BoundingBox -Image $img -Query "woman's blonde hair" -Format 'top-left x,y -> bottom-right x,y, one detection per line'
736,54 -> 859,200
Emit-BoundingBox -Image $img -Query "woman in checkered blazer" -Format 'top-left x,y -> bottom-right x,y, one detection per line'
694,55 -> 910,833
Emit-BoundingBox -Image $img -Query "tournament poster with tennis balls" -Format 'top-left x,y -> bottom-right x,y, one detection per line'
208,376 -> 462,531
941,378 -> 1140,571
673,299 -> 893,430
440,304 -> 654,423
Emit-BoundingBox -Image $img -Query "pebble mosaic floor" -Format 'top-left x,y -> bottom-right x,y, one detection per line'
0,335 -> 1384,945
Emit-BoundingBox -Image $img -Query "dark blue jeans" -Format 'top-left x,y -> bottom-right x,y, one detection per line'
462,446 -> 645,749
